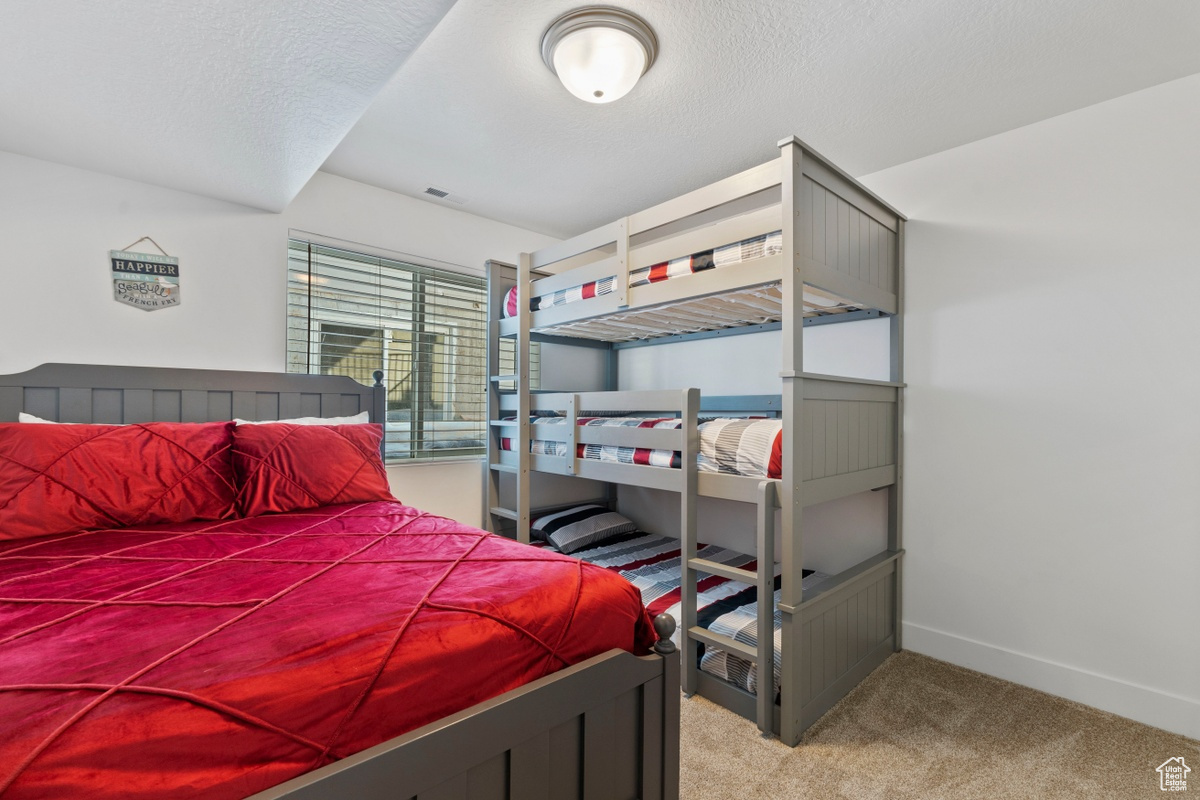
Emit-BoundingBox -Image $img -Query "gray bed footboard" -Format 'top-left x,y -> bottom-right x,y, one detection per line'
251,644 -> 680,800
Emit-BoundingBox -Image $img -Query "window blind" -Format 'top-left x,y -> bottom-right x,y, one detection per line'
287,239 -> 536,462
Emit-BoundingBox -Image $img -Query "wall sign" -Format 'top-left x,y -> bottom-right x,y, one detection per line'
110,236 -> 180,311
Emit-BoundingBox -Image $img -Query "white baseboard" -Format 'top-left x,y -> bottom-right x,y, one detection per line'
903,622 -> 1200,741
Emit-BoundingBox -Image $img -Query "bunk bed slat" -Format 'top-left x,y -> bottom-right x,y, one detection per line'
577,427 -> 683,450
530,254 -> 621,297
530,294 -> 626,329
628,204 -> 781,271
688,627 -> 758,662
629,256 -> 782,310
687,557 -> 757,585
574,459 -> 686,492
530,389 -> 691,413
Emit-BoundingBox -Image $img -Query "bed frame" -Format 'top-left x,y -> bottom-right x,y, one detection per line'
0,362 -> 680,800
485,136 -> 905,746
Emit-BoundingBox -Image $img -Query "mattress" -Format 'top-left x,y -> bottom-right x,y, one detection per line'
0,500 -> 654,799
501,415 -> 783,479
504,231 -> 783,317
540,531 -> 829,699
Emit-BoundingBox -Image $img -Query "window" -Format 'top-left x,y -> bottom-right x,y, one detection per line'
287,238 -> 536,462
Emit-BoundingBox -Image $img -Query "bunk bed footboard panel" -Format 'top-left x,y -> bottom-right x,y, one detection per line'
692,551 -> 901,741
800,377 -> 899,504
799,153 -> 901,316
795,551 -> 901,730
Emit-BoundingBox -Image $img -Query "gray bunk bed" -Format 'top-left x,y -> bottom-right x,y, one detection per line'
0,362 -> 680,800
485,136 -> 906,746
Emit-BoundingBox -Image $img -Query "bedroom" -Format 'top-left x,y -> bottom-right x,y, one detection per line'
1,1 -> 1197,798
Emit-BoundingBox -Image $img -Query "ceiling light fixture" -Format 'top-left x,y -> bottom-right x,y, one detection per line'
541,6 -> 658,104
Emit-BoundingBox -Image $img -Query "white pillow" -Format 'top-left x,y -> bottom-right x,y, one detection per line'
233,411 -> 370,426
17,412 -> 96,424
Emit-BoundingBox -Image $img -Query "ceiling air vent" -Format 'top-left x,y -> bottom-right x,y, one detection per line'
423,186 -> 468,205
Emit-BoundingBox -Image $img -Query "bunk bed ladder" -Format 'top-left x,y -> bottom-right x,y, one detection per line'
682,479 -> 777,736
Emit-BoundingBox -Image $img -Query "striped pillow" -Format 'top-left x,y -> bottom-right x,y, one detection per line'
533,505 -> 638,554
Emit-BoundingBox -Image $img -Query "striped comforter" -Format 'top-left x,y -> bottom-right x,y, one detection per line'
503,231 -> 783,317
546,531 -> 829,698
500,416 -> 783,479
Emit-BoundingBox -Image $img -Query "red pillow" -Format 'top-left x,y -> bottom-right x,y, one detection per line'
768,429 -> 783,480
232,423 -> 394,516
0,421 -> 237,541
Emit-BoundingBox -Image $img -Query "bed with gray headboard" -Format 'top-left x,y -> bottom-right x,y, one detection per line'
0,362 -> 679,800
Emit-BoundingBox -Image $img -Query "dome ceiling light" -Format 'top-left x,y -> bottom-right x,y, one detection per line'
541,6 -> 658,104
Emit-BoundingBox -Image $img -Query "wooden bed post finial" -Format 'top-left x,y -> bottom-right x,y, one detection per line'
372,370 -> 384,387
653,613 -> 677,655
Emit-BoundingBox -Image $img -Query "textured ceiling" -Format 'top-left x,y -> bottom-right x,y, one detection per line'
323,0 -> 1200,237
0,0 -> 456,211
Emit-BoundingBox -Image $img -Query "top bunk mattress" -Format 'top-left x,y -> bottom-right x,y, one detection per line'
503,231 -> 862,327
0,500 -> 654,799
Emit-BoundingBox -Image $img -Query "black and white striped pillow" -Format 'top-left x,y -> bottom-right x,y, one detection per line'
532,505 -> 638,554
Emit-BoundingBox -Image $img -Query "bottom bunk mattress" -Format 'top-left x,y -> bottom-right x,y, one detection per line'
538,531 -> 829,700
502,415 -> 783,479
0,500 -> 655,799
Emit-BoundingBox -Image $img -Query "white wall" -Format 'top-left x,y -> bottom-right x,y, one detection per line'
861,73 -> 1200,738
618,317 -> 893,392
0,152 -> 557,525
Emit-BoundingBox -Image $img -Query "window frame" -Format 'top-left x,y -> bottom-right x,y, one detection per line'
286,231 -> 494,465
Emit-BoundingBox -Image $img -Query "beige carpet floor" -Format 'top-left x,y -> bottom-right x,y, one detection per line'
681,651 -> 1199,799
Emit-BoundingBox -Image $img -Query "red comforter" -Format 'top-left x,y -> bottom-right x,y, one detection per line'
0,501 -> 655,799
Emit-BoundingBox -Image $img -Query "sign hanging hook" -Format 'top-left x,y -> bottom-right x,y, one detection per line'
119,236 -> 172,257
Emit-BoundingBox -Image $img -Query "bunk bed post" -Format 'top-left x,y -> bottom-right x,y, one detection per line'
777,136 -> 808,747
484,260 -> 512,535
613,217 -> 631,308
755,479 -> 778,736
565,394 -> 579,475
605,345 -> 620,513
679,387 -> 700,697
889,221 -> 906,650
516,253 -> 533,543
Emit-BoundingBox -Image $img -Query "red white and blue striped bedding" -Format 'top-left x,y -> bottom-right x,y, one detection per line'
503,231 -> 783,318
539,531 -> 829,699
501,416 -> 783,479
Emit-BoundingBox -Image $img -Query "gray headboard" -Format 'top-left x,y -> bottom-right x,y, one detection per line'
0,363 -> 385,426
